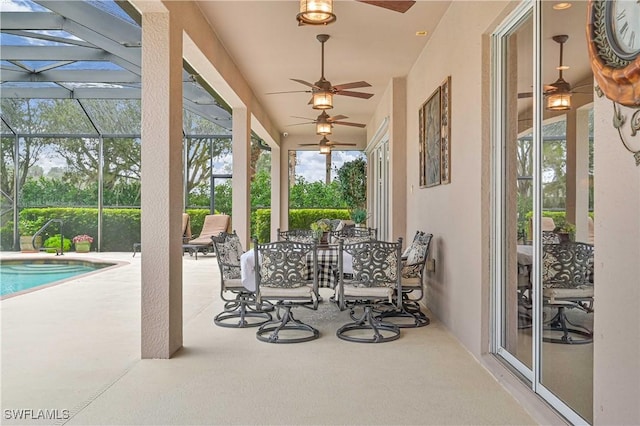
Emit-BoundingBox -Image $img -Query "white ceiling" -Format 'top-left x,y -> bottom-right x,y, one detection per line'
196,0 -> 451,147
195,1 -> 593,148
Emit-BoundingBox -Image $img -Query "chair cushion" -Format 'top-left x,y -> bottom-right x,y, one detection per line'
260,285 -> 314,299
401,277 -> 421,288
543,286 -> 594,304
223,278 -> 244,289
343,284 -> 393,303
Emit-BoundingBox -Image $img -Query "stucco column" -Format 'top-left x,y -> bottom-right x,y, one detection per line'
270,144 -> 281,242
573,107 -> 590,242
232,107 -> 251,247
140,10 -> 183,359
389,77 -> 407,241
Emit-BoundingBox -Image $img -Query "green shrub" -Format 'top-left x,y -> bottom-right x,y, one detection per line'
43,235 -> 72,252
252,208 -> 350,243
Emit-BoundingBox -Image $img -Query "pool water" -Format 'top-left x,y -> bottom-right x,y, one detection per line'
0,260 -> 113,297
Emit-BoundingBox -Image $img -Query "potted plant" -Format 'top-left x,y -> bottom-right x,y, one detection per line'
72,234 -> 94,253
310,219 -> 332,244
350,208 -> 368,227
19,220 -> 42,252
555,222 -> 575,243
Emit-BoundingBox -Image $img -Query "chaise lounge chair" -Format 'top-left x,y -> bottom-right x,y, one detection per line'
187,214 -> 231,256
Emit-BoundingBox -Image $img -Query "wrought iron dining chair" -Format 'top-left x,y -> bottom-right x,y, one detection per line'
378,231 -> 433,328
330,226 -> 377,244
277,228 -> 316,244
211,232 -> 272,328
253,238 -> 320,343
542,241 -> 594,344
336,238 -> 403,343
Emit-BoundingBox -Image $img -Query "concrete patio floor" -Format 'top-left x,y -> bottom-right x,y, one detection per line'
1,251 -> 538,425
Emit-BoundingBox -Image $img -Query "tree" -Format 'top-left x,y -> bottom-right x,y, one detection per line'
336,158 -> 367,208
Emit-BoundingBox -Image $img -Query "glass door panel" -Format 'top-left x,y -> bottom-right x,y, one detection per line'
539,1 -> 593,423
499,12 -> 534,372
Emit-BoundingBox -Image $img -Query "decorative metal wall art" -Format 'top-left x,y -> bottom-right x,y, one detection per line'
419,76 -> 451,187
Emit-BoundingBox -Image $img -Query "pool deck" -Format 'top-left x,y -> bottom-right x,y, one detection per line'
0,251 -> 540,425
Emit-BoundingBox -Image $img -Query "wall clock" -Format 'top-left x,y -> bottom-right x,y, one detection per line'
587,0 -> 640,106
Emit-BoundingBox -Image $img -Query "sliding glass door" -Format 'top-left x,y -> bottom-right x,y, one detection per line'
492,1 -> 594,424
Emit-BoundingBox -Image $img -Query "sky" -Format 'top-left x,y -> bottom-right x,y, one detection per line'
294,150 -> 365,182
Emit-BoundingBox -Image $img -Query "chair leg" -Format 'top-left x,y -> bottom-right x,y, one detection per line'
256,305 -> 319,343
337,306 -> 401,343
376,293 -> 430,328
214,293 -> 272,328
377,302 -> 430,328
543,306 -> 593,344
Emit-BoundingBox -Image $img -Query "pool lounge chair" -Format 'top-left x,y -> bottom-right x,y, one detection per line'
187,214 -> 231,255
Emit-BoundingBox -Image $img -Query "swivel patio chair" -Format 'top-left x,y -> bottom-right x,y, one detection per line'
542,242 -> 594,344
336,238 -> 403,343
188,214 -> 231,255
378,231 -> 433,328
253,238 -> 320,343
211,231 -> 272,328
330,226 -> 377,244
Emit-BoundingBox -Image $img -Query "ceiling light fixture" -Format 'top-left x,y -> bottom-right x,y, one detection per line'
319,138 -> 332,154
553,2 -> 572,10
546,34 -> 572,111
297,0 -> 336,26
315,111 -> 333,135
312,90 -> 333,109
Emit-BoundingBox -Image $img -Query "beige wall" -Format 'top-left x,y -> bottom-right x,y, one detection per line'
369,0 -> 508,356
592,96 -> 640,424
371,2 -> 640,423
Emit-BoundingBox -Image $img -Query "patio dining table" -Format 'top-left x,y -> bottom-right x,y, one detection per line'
240,246 -> 353,292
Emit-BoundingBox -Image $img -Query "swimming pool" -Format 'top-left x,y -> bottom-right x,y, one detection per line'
0,259 -> 116,298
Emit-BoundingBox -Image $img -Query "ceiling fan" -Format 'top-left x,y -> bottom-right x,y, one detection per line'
288,111 -> 365,135
268,34 -> 373,109
518,35 -> 591,110
299,136 -> 357,153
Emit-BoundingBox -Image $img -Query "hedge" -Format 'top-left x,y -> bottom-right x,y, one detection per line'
2,207 -> 351,250
253,208 -> 350,243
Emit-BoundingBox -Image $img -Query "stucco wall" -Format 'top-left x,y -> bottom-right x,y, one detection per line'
368,1 -> 507,356
592,97 -> 640,424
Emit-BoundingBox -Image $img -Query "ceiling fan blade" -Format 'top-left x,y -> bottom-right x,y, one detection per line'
291,115 -> 316,121
332,120 -> 365,128
328,114 -> 348,121
328,143 -> 358,146
286,122 -> 315,127
357,1 -> 416,13
266,90 -> 311,95
290,78 -> 317,89
332,81 -> 372,91
335,90 -> 374,99
518,92 -> 533,99
299,143 -> 320,146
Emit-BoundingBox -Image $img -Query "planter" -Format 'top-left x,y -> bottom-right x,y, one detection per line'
75,241 -> 91,253
20,235 -> 42,252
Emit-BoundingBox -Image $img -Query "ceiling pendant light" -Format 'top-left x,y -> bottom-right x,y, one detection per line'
319,137 -> 332,154
546,35 -> 572,111
312,90 -> 333,109
297,0 -> 336,26
315,111 -> 333,135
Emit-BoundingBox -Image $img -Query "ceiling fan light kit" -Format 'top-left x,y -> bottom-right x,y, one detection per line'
316,120 -> 332,135
312,91 -> 334,109
297,0 -> 336,26
546,34 -> 572,111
